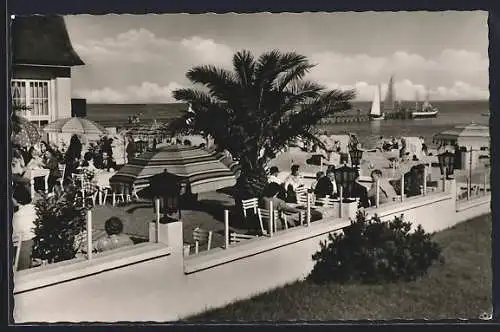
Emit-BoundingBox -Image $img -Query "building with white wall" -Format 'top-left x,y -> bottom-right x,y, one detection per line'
11,16 -> 84,129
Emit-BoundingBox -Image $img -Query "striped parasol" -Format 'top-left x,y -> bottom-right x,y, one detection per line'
43,117 -> 107,135
128,120 -> 167,137
110,145 -> 238,193
12,116 -> 42,147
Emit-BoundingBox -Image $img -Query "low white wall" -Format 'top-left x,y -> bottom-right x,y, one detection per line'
14,182 -> 490,323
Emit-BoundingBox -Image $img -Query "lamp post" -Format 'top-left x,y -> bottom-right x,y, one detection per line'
149,169 -> 183,222
349,148 -> 363,170
437,150 -> 455,192
334,165 -> 358,202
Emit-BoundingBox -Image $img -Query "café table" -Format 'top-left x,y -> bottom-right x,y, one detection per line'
26,168 -> 50,200
94,170 -> 117,205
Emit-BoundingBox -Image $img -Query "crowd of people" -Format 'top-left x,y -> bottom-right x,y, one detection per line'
12,134 -> 122,209
261,163 -> 398,231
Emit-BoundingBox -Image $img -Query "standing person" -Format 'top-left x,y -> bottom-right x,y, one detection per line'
44,148 -> 62,192
63,134 -> 83,183
420,136 -> 428,156
399,138 -> 407,161
126,136 -> 137,163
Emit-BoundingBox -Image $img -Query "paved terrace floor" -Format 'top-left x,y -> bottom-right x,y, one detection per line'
90,190 -> 243,249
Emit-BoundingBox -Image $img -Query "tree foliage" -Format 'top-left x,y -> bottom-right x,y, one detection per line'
168,50 -> 356,198
308,211 -> 444,284
31,185 -> 87,263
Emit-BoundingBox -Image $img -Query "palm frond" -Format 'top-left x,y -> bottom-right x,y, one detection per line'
233,50 -> 255,87
186,65 -> 240,102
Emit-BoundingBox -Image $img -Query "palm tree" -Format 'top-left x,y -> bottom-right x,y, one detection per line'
169,49 -> 356,201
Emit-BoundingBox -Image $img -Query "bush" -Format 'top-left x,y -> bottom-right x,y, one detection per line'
308,211 -> 443,284
31,184 -> 87,264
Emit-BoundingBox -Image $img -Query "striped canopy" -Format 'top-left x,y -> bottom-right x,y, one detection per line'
127,120 -> 167,137
110,145 -> 238,193
433,123 -> 490,145
43,117 -> 107,135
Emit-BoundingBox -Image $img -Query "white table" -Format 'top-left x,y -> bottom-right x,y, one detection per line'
27,168 -> 50,200
95,171 -> 116,205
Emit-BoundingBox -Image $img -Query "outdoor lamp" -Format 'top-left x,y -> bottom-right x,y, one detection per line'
349,148 -> 364,168
334,165 -> 358,202
149,169 -> 183,220
438,151 -> 455,180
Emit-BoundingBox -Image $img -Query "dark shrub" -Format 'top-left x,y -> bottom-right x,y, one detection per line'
31,185 -> 87,263
308,211 -> 443,284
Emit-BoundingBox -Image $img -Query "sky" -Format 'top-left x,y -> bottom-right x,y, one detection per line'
64,11 -> 489,103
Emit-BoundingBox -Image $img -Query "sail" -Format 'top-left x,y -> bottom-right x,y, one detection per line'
370,85 -> 381,116
383,75 -> 395,113
422,89 -> 431,109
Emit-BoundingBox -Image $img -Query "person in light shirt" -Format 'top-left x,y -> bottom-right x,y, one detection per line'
284,164 -> 303,192
367,169 -> 397,206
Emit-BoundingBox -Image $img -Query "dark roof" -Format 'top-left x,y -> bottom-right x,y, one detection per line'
11,15 -> 85,67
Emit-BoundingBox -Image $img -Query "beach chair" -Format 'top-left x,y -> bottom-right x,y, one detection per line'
192,227 -> 213,255
241,197 -> 259,217
230,232 -> 257,244
12,233 -> 22,272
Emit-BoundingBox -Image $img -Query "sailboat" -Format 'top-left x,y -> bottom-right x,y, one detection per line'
383,75 -> 396,114
369,85 -> 384,120
411,89 -> 439,118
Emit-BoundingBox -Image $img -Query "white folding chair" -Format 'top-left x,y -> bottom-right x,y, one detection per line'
257,208 -> 285,234
192,227 -> 213,255
12,233 -> 23,272
242,197 -> 259,217
230,232 -> 257,244
57,164 -> 66,190
315,195 -> 337,207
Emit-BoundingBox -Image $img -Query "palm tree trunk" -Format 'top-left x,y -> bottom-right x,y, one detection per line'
234,153 -> 268,203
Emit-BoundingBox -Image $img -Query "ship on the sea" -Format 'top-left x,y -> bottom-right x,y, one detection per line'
369,84 -> 385,120
411,89 -> 439,118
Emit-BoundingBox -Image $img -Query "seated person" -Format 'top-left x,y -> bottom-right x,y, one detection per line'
285,184 -> 298,203
283,164 -> 304,192
334,168 -> 370,208
261,183 -> 302,230
81,217 -> 134,254
314,167 -> 338,199
26,147 -> 45,170
12,193 -> 36,271
81,152 -> 98,172
367,169 -> 397,206
310,171 -> 324,191
267,166 -> 282,185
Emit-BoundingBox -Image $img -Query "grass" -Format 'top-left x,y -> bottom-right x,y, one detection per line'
188,214 -> 492,321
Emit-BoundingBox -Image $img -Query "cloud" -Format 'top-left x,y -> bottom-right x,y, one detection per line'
74,28 -> 233,66
74,81 -> 186,103
309,49 -> 488,92
71,28 -> 488,102
323,79 -> 488,101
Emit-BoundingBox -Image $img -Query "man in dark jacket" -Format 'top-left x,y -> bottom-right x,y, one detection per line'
314,168 -> 338,198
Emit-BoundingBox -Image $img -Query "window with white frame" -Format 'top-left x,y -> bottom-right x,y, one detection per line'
11,79 -> 50,116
